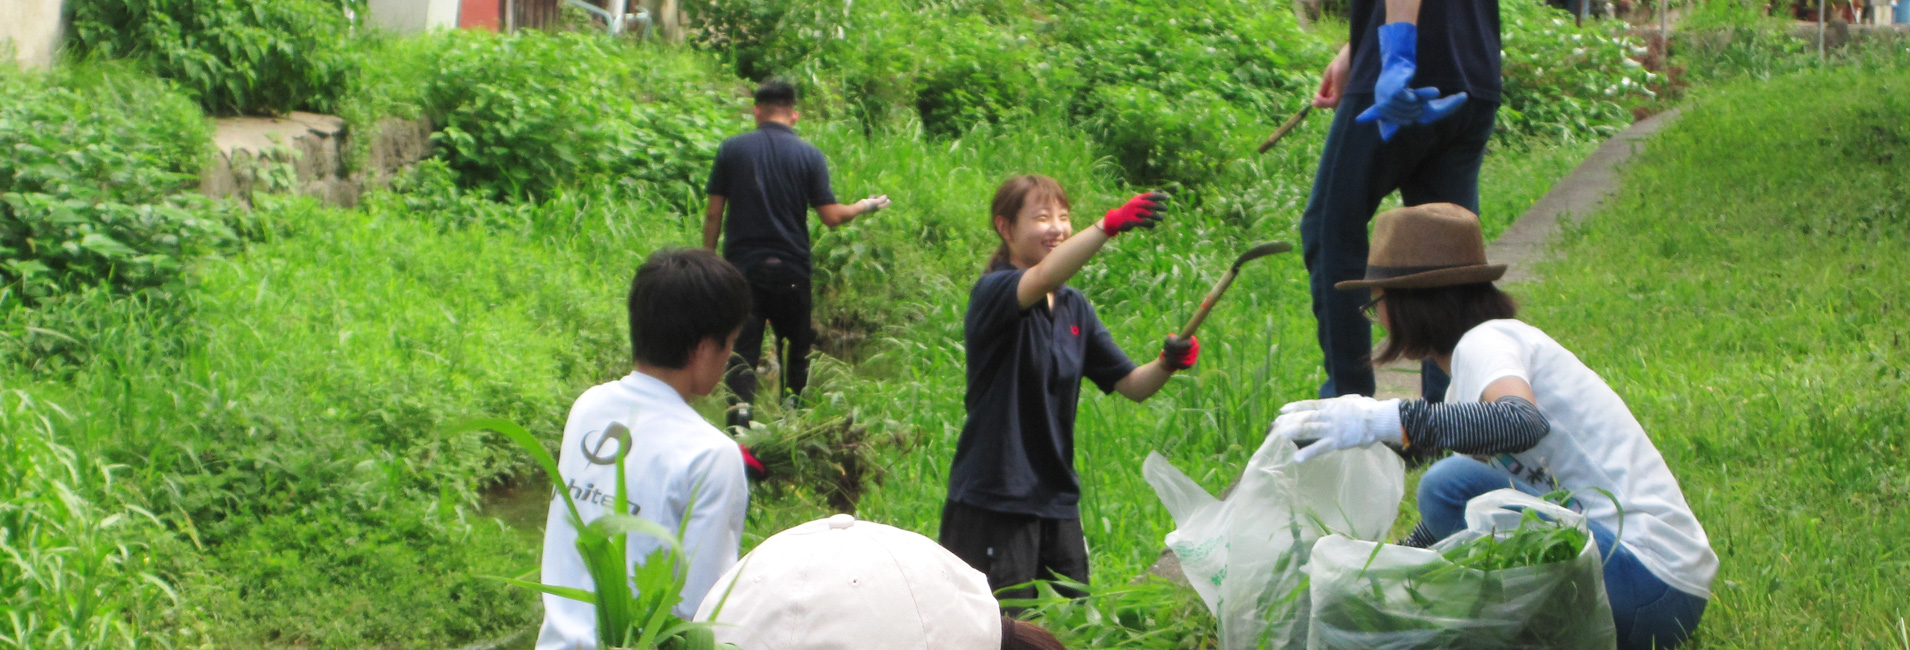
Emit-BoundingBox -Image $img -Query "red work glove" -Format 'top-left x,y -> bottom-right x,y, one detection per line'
738,443 -> 767,482
1097,192 -> 1168,236
1161,334 -> 1199,371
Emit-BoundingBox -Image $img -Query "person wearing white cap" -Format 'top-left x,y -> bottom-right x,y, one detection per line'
695,514 -> 1068,650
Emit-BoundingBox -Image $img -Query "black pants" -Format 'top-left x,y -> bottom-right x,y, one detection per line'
938,500 -> 1089,606
1299,93 -> 1499,401
725,258 -> 815,412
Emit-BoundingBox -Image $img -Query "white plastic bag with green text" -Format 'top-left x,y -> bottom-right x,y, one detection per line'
1144,435 -> 1405,650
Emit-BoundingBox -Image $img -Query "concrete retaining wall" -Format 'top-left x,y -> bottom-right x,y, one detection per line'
202,113 -> 435,208
368,0 -> 462,34
2,0 -> 64,70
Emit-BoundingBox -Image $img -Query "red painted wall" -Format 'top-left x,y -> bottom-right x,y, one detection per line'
459,0 -> 500,31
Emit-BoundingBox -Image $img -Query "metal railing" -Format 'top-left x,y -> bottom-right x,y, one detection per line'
561,0 -> 653,36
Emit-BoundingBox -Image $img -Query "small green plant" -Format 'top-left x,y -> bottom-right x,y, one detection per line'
465,418 -> 740,650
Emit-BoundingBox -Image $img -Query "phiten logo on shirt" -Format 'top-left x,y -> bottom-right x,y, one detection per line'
1070,325 -> 1080,336
581,422 -> 631,465
554,422 -> 641,516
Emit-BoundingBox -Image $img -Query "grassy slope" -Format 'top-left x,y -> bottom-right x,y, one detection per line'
0,31 -> 1637,650
1517,65 -> 1909,645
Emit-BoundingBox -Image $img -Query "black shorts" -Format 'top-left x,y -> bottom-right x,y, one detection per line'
938,499 -> 1089,605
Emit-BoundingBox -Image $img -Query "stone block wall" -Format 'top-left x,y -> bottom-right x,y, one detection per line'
201,112 -> 436,208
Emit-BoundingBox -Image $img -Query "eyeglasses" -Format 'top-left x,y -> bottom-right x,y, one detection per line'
1360,294 -> 1385,323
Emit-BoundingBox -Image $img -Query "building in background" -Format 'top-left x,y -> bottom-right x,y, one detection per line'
3,0 -> 64,70
367,0 -> 679,36
368,0 -> 502,34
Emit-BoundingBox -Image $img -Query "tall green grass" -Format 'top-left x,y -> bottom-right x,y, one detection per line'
1516,61 -> 1910,646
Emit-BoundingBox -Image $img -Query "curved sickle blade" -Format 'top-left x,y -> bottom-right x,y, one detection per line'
1178,241 -> 1295,339
1231,241 -> 1294,270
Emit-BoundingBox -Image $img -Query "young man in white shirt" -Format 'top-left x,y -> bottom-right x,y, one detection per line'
536,248 -> 754,650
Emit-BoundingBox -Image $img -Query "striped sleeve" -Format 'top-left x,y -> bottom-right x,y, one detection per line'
1399,395 -> 1550,455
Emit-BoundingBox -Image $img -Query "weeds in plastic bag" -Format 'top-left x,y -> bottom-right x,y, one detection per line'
1310,489 -> 1622,650
1001,578 -> 1217,649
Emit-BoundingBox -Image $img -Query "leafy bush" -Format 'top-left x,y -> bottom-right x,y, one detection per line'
68,0 -> 357,115
0,65 -> 235,296
419,30 -> 739,203
1497,0 -> 1655,141
1084,86 -> 1249,190
1673,0 -> 1814,84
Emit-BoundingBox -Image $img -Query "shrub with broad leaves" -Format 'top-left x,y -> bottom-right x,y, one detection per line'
0,65 -> 236,297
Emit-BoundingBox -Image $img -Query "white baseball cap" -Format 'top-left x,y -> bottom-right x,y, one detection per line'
693,514 -> 1002,650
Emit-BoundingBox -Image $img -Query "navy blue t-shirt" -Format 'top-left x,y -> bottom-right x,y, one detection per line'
705,122 -> 837,275
1347,0 -> 1504,104
946,266 -> 1138,519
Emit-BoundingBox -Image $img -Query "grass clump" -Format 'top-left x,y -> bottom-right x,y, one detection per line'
1435,507 -> 1590,572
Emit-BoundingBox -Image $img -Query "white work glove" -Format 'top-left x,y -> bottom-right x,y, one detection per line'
1268,394 -> 1403,463
859,195 -> 891,213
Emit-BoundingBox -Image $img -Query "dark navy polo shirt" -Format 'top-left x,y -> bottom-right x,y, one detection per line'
1346,0 -> 1504,104
947,266 -> 1137,519
705,122 -> 837,275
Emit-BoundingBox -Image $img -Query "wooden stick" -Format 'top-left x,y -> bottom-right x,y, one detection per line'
1257,105 -> 1314,154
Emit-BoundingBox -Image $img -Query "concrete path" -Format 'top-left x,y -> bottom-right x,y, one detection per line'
1372,108 -> 1684,400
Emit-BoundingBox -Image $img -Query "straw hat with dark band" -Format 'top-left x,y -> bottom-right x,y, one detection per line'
1335,203 -> 1507,290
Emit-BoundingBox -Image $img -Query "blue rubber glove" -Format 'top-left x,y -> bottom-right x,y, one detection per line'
1356,22 -> 1470,141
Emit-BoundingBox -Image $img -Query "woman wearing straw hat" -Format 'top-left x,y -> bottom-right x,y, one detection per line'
1269,204 -> 1717,649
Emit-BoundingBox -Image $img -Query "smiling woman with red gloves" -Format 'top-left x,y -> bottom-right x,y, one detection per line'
939,175 -> 1195,606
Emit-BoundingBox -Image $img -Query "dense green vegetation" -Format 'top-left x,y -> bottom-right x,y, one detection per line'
68,0 -> 360,115
4,0 -> 1902,647
0,63 -> 232,296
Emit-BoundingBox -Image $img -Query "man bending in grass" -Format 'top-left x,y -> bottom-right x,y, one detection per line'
536,248 -> 753,649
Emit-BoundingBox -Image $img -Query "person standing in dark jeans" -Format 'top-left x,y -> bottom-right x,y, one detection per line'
703,79 -> 890,431
1300,0 -> 1498,402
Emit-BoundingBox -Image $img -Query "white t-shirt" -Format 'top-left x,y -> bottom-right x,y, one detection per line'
1445,319 -> 1717,598
535,371 -> 750,650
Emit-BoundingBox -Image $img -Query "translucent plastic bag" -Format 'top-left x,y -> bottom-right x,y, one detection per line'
1305,489 -> 1617,650
1144,435 -> 1405,650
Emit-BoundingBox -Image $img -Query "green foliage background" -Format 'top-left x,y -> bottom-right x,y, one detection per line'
68,0 -> 360,115
6,0 -> 1902,648
0,63 -> 235,296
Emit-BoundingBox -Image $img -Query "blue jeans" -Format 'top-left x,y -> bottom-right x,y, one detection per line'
1299,93 -> 1498,401
1417,456 -> 1708,649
